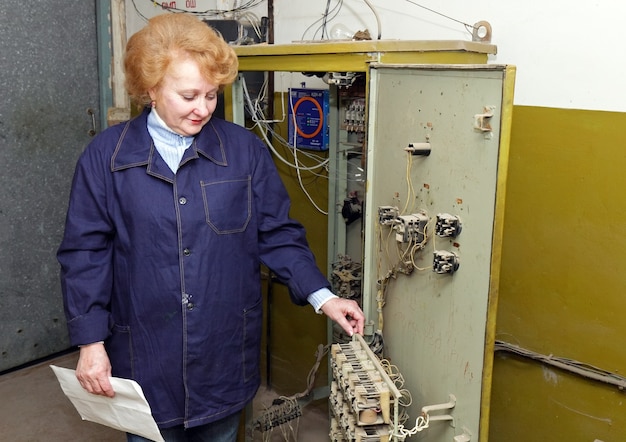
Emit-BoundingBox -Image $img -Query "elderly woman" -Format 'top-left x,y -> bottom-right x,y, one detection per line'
57,13 -> 364,442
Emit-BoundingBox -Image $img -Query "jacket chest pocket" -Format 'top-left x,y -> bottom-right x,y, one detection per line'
200,176 -> 252,234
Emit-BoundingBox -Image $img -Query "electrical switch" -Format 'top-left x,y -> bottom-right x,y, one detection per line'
435,213 -> 462,237
433,250 -> 460,274
378,206 -> 399,226
395,213 -> 429,244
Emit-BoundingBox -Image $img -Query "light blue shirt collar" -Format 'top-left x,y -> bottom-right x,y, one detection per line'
147,109 -> 194,173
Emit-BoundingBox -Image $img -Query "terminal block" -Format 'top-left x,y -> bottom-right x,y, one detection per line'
377,206 -> 399,226
253,397 -> 302,433
433,250 -> 460,274
330,335 -> 402,442
395,213 -> 429,244
435,213 -> 462,237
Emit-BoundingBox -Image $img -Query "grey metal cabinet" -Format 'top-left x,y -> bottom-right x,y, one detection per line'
341,63 -> 516,441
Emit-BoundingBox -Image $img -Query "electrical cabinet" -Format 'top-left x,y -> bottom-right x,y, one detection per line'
232,41 -> 515,442
326,63 -> 515,442
359,64 -> 515,441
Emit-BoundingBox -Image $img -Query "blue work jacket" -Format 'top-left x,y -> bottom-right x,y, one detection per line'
57,108 -> 330,429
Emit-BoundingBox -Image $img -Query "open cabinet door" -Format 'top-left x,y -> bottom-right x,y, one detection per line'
361,64 -> 515,441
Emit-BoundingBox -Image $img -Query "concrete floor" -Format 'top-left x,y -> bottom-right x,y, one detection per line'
0,351 -> 329,441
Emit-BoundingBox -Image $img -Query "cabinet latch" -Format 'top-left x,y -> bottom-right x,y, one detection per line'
474,106 -> 496,132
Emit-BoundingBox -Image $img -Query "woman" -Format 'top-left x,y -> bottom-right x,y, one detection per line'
57,13 -> 364,442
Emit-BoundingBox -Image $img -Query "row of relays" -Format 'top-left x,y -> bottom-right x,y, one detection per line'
329,336 -> 402,441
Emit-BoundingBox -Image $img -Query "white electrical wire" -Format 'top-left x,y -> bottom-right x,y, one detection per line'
240,76 -> 329,172
288,85 -> 329,215
238,11 -> 263,40
242,75 -> 363,216
301,0 -> 344,41
363,0 -> 382,39
393,413 -> 430,440
131,0 -> 265,21
239,75 -> 331,215
295,148 -> 329,215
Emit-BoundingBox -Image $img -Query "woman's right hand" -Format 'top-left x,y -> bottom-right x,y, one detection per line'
75,342 -> 115,398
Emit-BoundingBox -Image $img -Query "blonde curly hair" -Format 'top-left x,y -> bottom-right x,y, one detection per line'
124,13 -> 239,106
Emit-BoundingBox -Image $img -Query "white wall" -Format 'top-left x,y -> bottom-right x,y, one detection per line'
273,0 -> 626,113
126,0 -> 626,112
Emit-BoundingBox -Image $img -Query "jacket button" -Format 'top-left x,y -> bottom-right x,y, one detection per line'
179,197 -> 187,205
183,248 -> 191,256
186,302 -> 194,310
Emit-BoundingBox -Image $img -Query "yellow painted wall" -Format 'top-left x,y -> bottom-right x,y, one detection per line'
490,106 -> 626,440
258,110 -> 331,396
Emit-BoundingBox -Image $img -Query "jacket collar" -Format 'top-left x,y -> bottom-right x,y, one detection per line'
111,108 -> 228,176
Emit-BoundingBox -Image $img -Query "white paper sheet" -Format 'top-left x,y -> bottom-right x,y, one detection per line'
50,365 -> 165,442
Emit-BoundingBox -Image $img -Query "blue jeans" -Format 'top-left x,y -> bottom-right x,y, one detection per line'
127,411 -> 241,442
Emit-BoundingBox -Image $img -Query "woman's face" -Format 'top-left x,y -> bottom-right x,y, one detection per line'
149,56 -> 219,137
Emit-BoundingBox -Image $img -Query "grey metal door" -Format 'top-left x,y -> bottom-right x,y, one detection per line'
0,1 -> 101,371
362,64 -> 515,441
